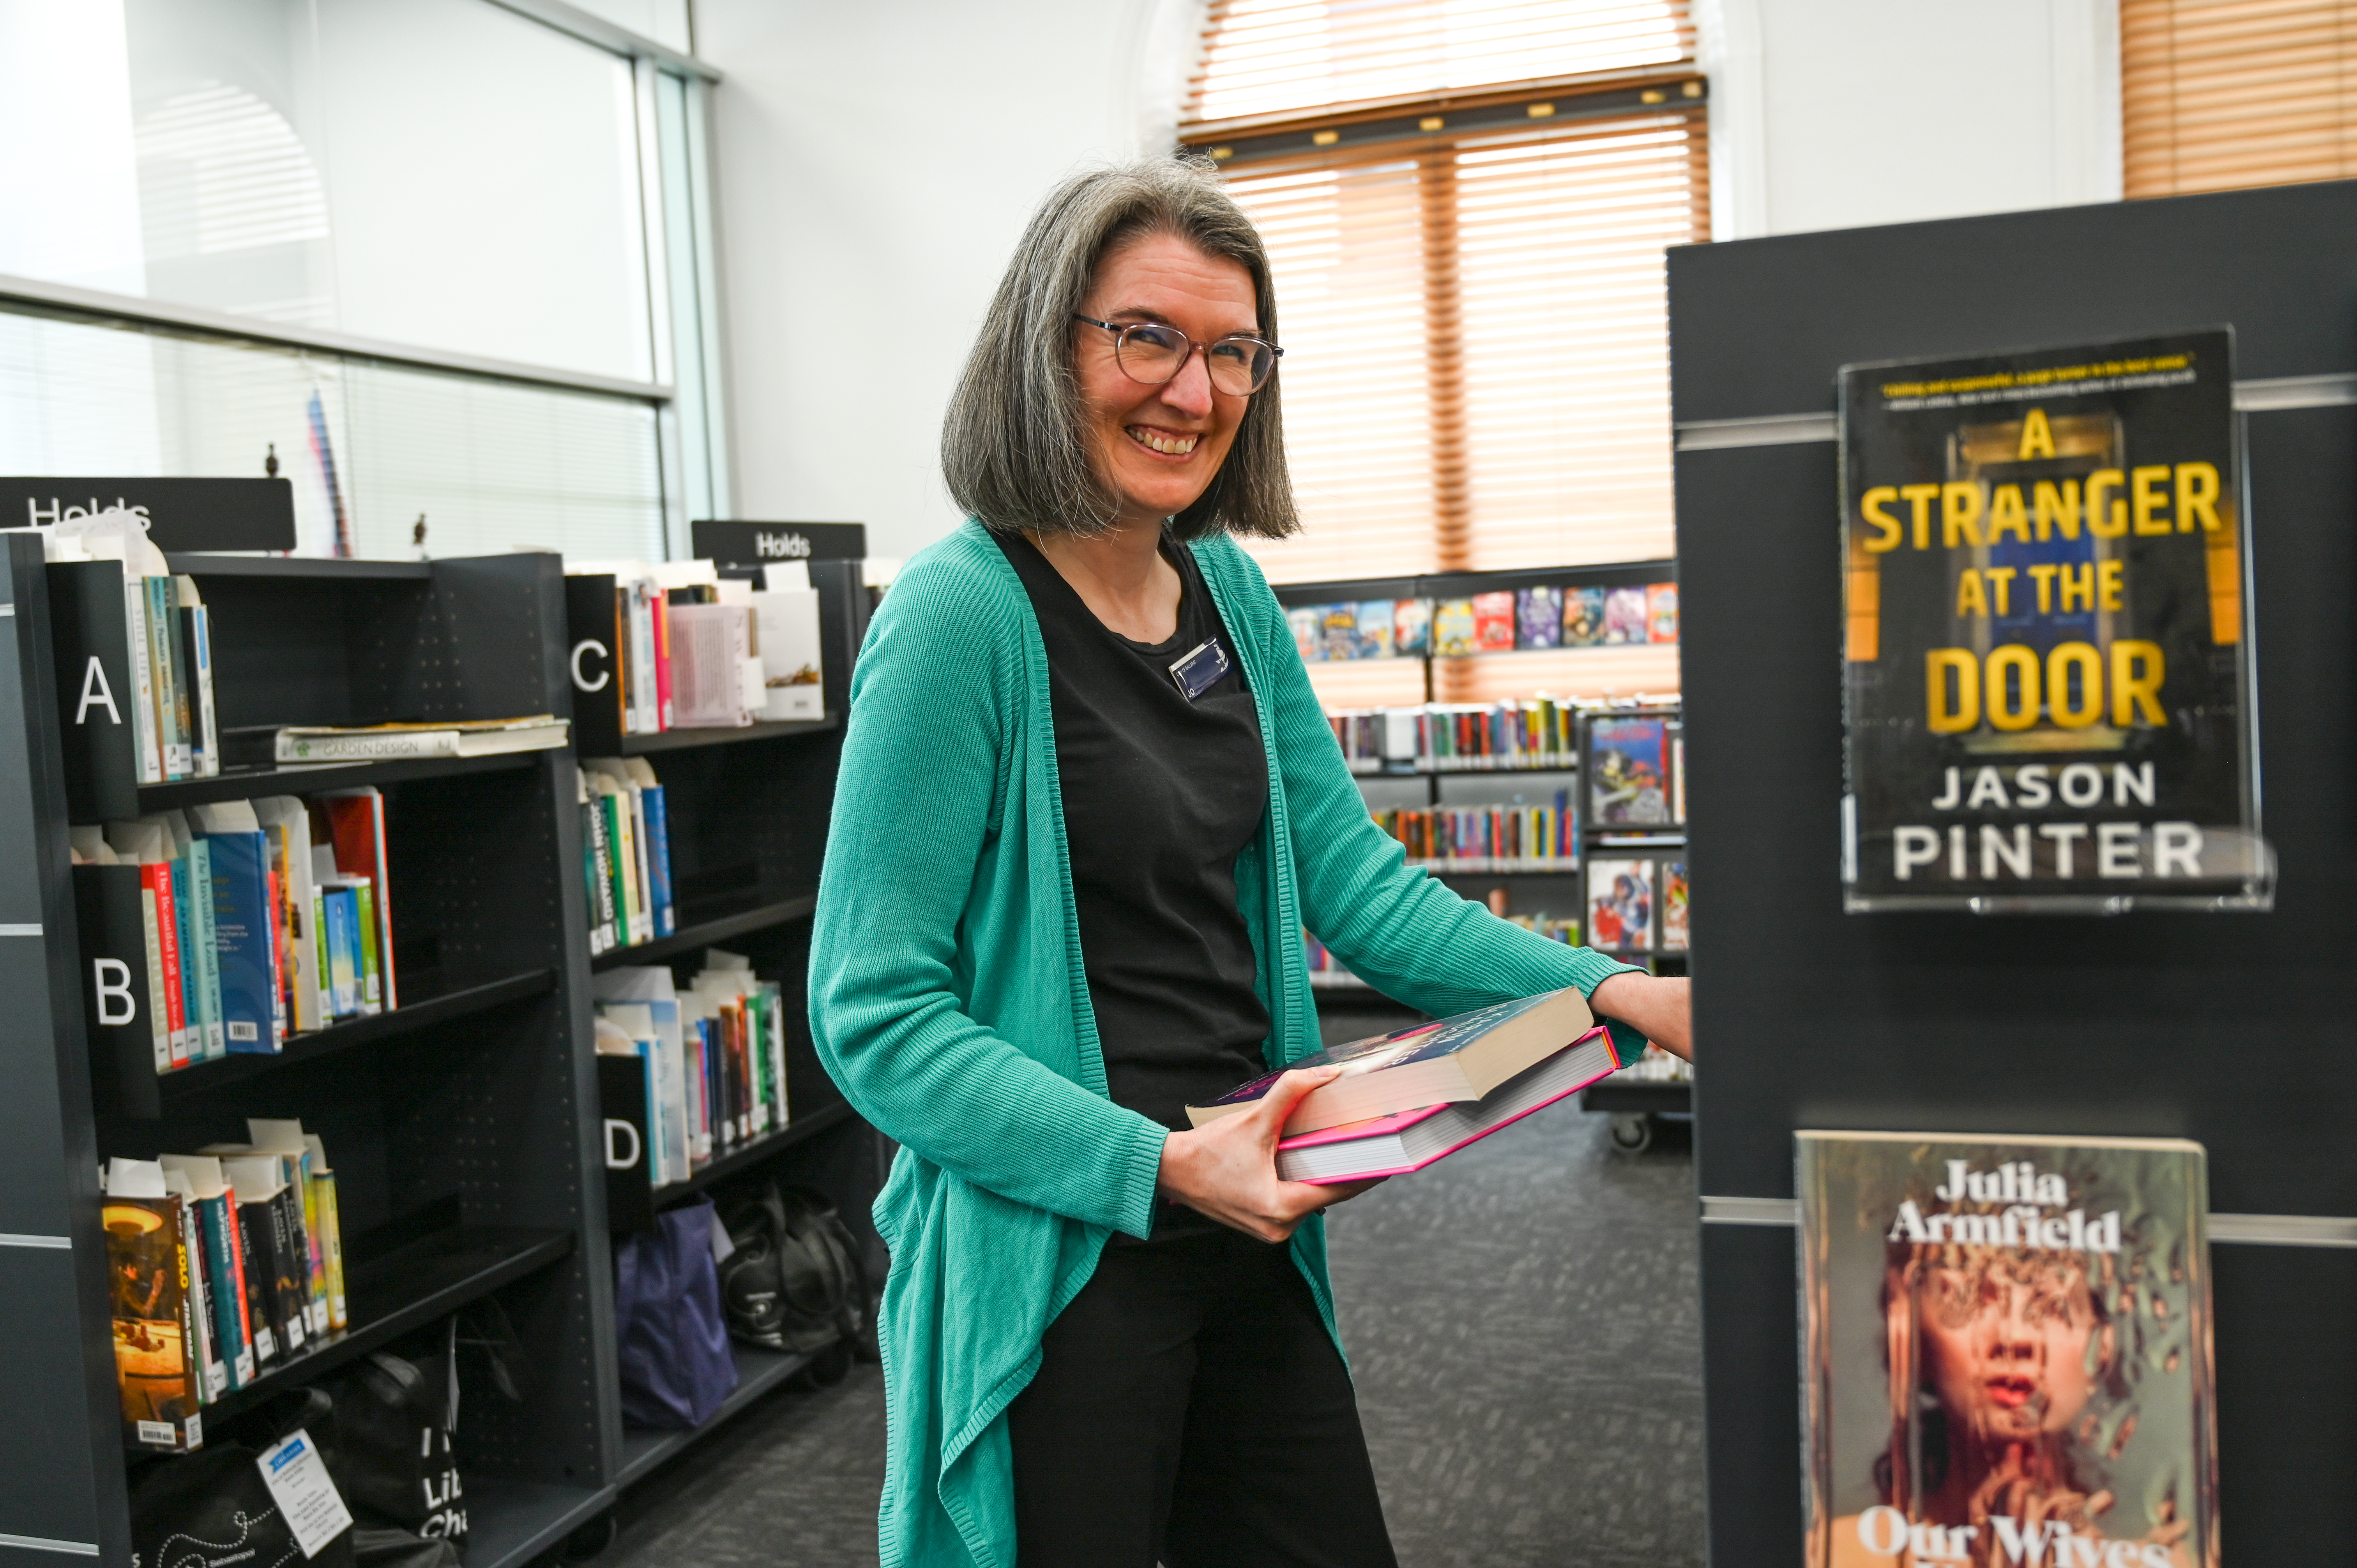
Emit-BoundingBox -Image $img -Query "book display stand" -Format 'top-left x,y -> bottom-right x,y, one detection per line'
1673,180 -> 2357,1566
0,540 -> 880,1566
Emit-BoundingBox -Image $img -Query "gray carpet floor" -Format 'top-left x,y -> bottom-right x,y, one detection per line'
597,1106 -> 1703,1567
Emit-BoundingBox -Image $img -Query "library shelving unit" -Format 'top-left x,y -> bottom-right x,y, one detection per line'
0,540 -> 880,1568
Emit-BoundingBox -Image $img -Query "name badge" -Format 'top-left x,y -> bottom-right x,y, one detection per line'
1168,636 -> 1232,701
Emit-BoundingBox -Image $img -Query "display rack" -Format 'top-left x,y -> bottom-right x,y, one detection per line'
0,539 -> 881,1566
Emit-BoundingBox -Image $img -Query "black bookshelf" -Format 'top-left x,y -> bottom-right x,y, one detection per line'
615,1340 -> 831,1489
652,1100 -> 856,1208
618,715 -> 838,755
0,539 -> 882,1564
589,893 -> 816,971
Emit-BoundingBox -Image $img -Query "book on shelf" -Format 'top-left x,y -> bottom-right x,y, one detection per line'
1660,862 -> 1689,952
581,757 -> 679,951
1277,1026 -> 1625,1183
1586,858 -> 1656,953
103,1158 -> 205,1452
753,563 -> 827,722
224,714 -> 568,766
1646,582 -> 1679,644
1602,585 -> 1648,645
1562,586 -> 1606,646
592,968 -> 692,1185
1471,591 -> 1515,652
1187,987 -> 1599,1137
155,1156 -> 257,1394
1587,713 -> 1677,827
1432,598 -> 1475,657
1517,586 -> 1563,650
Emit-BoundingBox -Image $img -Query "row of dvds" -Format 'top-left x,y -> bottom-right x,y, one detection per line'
1331,698 -> 1585,772
70,789 -> 397,1072
565,559 -> 827,736
1287,581 -> 1678,663
104,1120 -> 348,1451
594,954 -> 791,1184
48,528 -> 222,783
1374,798 -> 1578,871
580,757 -> 675,954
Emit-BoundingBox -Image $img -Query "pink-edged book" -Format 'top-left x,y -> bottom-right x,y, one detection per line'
1276,1025 -> 1627,1184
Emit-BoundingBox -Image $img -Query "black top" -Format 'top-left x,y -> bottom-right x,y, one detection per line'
997,532 -> 1272,1233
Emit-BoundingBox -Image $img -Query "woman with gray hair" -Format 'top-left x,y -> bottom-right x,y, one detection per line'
810,157 -> 1692,1567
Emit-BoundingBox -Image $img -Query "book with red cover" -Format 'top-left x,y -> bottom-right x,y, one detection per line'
1276,1026 -> 1625,1182
1471,591 -> 1516,651
1186,987 -> 1602,1137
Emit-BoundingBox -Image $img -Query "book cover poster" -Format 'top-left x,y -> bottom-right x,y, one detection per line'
1798,1131 -> 2216,1568
1647,582 -> 1679,643
1603,586 -> 1648,644
1563,586 -> 1607,646
1394,598 -> 1432,657
1434,598 -> 1476,656
1589,716 -> 1671,825
1518,586 -> 1564,648
1472,592 -> 1516,651
1585,858 -> 1652,951
1839,330 -> 2265,912
1354,600 -> 1395,658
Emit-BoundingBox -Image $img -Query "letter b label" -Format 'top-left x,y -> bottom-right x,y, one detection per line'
94,958 -> 135,1025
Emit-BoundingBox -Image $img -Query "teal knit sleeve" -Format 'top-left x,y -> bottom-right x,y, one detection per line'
807,554 -> 1167,1239
1223,554 -> 1648,1043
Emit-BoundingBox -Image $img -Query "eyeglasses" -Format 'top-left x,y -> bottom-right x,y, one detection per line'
1073,314 -> 1283,396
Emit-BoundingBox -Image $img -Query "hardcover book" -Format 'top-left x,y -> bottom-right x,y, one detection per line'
1797,1131 -> 2216,1568
1276,1026 -> 1624,1183
1186,987 -> 1597,1137
1602,585 -> 1648,645
1646,581 -> 1679,643
1472,592 -> 1516,652
1588,716 -> 1672,826
1517,586 -> 1564,649
1562,586 -> 1607,647
1392,599 -> 1431,657
1585,858 -> 1654,952
104,1159 -> 203,1450
1432,599 -> 1477,657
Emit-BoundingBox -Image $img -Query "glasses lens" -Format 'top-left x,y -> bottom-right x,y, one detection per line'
1115,324 -> 1189,385
1207,338 -> 1276,396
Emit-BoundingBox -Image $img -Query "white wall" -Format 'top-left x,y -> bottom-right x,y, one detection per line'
699,0 -> 2119,562
1699,0 -> 2120,240
694,0 -> 1199,564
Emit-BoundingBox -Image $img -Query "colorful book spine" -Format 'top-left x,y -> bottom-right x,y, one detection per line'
640,782 -> 675,938
106,1187 -> 202,1448
190,1190 -> 253,1389
204,830 -> 283,1053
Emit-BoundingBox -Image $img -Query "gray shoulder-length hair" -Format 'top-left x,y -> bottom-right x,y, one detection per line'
941,158 -> 1298,542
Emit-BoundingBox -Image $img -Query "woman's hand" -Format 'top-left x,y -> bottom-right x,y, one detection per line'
1156,1067 -> 1383,1242
1589,972 -> 1693,1060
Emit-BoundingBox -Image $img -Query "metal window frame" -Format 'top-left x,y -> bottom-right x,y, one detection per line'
0,0 -> 734,563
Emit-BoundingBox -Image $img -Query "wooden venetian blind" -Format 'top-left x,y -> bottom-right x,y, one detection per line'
1209,102 -> 1706,586
2122,0 -> 2357,197
1186,0 -> 1694,127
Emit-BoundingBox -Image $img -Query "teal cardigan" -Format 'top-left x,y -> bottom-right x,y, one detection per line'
809,521 -> 1643,1567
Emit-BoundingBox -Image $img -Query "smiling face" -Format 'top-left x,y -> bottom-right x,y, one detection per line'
1914,1254 -> 2103,1445
1074,230 -> 1260,527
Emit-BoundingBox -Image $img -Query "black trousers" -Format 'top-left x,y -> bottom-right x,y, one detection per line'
1007,1227 -> 1399,1568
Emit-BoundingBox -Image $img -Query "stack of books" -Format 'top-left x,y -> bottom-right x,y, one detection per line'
70,789 -> 396,1070
1186,989 -> 1630,1183
48,549 -> 221,782
104,1120 -> 348,1451
224,715 -> 569,766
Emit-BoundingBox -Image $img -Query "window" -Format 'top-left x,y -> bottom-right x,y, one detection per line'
0,0 -> 722,560
1186,0 -> 1701,701
2123,0 -> 2357,198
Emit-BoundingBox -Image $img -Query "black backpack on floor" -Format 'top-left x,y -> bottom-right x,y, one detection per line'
715,1180 -> 868,1365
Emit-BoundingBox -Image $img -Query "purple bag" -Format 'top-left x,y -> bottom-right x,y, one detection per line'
615,1198 -> 738,1428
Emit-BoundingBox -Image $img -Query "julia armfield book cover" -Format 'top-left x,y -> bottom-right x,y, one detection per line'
1797,1130 -> 2216,1568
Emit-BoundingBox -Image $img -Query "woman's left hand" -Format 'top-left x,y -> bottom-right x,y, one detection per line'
1588,973 -> 1692,1060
